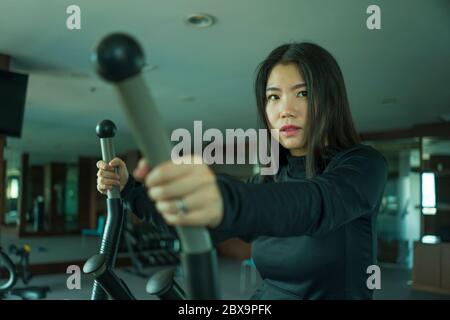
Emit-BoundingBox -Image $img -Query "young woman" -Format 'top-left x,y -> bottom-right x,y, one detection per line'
96,42 -> 388,299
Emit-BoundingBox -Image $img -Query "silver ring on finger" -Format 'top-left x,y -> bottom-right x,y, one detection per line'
175,199 -> 188,215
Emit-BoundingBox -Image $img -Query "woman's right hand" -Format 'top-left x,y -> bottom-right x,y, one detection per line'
96,157 -> 129,195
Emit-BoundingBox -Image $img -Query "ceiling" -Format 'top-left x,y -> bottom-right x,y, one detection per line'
1,0 -> 449,165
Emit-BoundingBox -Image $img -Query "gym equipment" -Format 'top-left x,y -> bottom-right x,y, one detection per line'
0,246 -> 17,294
121,214 -> 180,278
8,244 -> 32,285
83,119 -> 186,300
83,33 -> 221,299
32,196 -> 45,232
81,215 -> 106,237
0,246 -> 49,300
82,120 -> 133,300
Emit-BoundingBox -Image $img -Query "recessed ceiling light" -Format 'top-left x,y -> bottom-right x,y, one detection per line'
186,13 -> 215,28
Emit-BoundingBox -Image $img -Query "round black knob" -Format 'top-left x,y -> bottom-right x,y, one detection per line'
93,33 -> 145,82
96,120 -> 116,138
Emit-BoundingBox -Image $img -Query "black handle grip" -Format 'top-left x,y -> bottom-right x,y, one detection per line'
96,119 -> 117,138
94,33 -> 145,82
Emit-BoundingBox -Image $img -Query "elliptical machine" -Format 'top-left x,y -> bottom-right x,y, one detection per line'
82,33 -> 221,300
83,119 -> 186,300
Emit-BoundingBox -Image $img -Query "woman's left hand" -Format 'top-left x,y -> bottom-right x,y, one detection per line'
143,154 -> 224,229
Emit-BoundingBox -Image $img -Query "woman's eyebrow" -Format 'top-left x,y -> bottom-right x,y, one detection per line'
266,83 -> 306,92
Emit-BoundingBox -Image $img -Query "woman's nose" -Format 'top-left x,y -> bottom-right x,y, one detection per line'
280,110 -> 294,119
279,98 -> 296,118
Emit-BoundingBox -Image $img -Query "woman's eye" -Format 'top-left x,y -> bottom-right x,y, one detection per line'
297,91 -> 308,97
267,95 -> 279,101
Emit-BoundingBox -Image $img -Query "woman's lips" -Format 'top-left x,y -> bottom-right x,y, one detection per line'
280,125 -> 301,137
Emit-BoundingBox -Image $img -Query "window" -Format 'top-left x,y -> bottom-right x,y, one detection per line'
7,177 -> 19,199
421,172 -> 436,215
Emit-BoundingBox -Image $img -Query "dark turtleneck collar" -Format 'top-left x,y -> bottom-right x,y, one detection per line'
286,153 -> 307,177
285,146 -> 341,178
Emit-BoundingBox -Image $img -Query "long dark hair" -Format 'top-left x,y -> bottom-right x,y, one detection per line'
254,42 -> 360,180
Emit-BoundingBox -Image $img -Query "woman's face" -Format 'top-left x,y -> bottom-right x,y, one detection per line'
265,62 -> 308,156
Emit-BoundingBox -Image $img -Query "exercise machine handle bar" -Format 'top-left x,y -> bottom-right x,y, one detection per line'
92,33 -> 220,300
83,120 -> 135,300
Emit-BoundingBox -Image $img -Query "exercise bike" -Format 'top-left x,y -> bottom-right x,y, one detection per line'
82,33 -> 221,300
0,246 -> 49,300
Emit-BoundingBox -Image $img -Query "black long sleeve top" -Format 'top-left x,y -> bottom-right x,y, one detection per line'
120,143 -> 388,300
